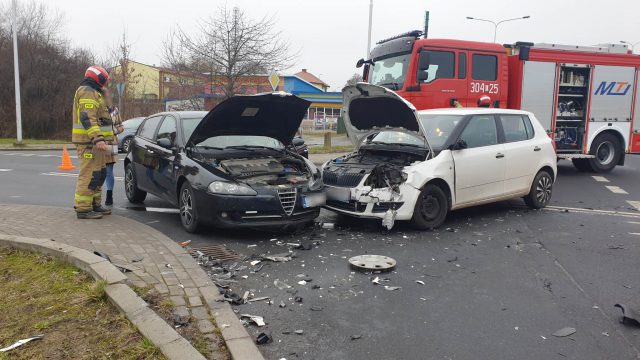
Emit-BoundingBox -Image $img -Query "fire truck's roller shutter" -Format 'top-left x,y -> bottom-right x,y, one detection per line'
520,61 -> 556,134
587,65 -> 634,152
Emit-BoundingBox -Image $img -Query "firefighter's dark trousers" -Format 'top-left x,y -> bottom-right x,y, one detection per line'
74,145 -> 106,213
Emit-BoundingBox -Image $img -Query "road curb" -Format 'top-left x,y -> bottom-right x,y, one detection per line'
0,234 -> 206,360
0,144 -> 76,151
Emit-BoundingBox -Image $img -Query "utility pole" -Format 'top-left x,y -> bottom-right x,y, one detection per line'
366,0 -> 373,57
424,11 -> 430,38
12,0 -> 23,143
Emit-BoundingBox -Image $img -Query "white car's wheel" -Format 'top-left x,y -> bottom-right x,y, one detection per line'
411,184 -> 448,230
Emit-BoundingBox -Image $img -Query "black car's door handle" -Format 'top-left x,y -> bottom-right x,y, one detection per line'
534,146 -> 541,152
496,153 -> 505,158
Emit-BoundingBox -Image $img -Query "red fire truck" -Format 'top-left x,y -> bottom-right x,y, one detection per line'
357,30 -> 640,172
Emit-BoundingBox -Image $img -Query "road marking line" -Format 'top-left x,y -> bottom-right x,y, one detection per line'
629,233 -> 640,236
592,176 -> 609,182
627,201 -> 640,211
605,186 -> 628,194
41,172 -> 123,181
144,207 -> 180,214
546,206 -> 640,219
627,221 -> 640,225
0,169 -> 13,172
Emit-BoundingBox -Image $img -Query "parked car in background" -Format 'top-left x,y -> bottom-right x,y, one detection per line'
118,117 -> 145,153
124,93 -> 325,233
322,84 -> 556,230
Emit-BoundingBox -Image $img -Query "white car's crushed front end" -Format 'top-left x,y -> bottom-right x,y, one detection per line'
323,150 -> 453,229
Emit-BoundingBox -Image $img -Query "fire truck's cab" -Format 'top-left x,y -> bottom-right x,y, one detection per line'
359,31 -> 509,110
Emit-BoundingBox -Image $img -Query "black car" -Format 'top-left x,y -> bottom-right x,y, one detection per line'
124,93 -> 325,232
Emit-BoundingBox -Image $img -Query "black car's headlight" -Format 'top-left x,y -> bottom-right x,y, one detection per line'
208,181 -> 257,196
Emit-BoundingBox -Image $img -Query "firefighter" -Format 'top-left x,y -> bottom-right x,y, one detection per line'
102,87 -> 124,209
71,66 -> 113,219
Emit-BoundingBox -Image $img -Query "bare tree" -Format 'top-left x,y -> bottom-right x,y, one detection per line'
344,73 -> 364,88
162,6 -> 296,101
0,1 -> 94,139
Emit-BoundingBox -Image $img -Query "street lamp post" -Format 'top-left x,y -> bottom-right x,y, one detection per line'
12,0 -> 23,143
366,0 -> 373,57
466,15 -> 531,43
620,40 -> 640,54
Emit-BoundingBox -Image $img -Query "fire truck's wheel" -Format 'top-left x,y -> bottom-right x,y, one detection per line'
524,170 -> 553,209
571,159 -> 592,172
411,184 -> 448,230
588,133 -> 621,173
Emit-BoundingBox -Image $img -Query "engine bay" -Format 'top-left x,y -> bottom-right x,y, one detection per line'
214,156 -> 311,186
323,148 -> 423,189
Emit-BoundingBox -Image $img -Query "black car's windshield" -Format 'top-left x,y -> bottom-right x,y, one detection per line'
362,131 -> 425,148
367,53 -> 411,90
418,114 -> 465,151
182,117 -> 285,150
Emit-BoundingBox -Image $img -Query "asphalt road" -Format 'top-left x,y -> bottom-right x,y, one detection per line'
1,150 -> 640,360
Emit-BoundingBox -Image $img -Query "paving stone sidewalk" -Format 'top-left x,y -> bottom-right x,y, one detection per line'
0,204 -> 263,360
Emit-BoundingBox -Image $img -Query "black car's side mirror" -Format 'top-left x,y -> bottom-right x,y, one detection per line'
292,137 -> 305,147
157,138 -> 172,149
450,138 -> 468,150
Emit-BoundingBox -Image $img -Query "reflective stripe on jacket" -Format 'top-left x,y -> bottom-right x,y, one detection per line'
71,86 -> 113,144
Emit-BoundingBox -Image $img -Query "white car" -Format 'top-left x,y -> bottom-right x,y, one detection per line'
322,84 -> 557,230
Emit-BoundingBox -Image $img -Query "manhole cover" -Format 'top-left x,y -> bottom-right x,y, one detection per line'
348,255 -> 396,272
189,245 -> 240,262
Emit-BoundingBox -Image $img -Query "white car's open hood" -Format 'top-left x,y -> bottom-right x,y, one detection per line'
342,83 -> 428,148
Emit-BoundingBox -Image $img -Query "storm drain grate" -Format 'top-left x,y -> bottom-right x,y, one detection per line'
189,245 -> 241,262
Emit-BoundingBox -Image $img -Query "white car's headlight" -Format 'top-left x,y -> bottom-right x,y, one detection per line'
208,181 -> 257,196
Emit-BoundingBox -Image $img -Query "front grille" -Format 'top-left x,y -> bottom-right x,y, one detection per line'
278,188 -> 297,216
322,170 -> 365,187
326,200 -> 366,212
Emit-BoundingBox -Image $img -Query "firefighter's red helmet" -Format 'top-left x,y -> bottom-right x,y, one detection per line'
84,66 -> 110,87
477,95 -> 492,107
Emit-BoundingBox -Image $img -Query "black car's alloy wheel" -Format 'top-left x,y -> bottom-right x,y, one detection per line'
125,164 -> 147,203
179,182 -> 201,233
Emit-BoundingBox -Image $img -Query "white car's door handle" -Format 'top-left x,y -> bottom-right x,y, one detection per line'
495,153 -> 505,159
534,146 -> 541,152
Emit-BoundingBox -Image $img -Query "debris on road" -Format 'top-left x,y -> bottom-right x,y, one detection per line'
552,327 -> 576,337
294,329 -> 304,335
294,296 -> 303,303
248,296 -> 270,303
279,301 -> 286,308
274,280 -> 292,290
310,306 -> 323,311
416,280 -> 425,285
322,222 -> 335,229
0,335 -> 44,352
384,286 -> 401,291
263,252 -> 293,262
241,314 -> 266,327
250,260 -> 261,266
255,332 -> 272,345
350,334 -> 362,341
614,304 -> 640,326
349,254 -> 397,272
298,280 -> 307,285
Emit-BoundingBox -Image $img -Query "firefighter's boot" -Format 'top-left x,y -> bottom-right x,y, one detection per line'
77,211 -> 103,219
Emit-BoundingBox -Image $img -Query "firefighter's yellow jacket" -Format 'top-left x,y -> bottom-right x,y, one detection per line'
71,85 -> 114,145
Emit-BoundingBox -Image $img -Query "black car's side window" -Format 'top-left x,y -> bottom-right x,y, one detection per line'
459,115 -> 498,148
138,116 -> 163,141
156,116 -> 178,145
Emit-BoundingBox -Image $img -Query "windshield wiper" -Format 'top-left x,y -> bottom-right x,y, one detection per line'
196,145 -> 224,150
378,82 -> 400,90
225,145 -> 282,152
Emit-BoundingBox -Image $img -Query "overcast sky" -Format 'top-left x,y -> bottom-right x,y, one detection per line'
5,0 -> 640,91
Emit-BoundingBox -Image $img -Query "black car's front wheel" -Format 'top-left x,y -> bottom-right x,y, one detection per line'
179,182 -> 201,233
125,163 -> 147,203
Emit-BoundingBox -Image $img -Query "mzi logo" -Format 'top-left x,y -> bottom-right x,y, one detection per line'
594,81 -> 631,96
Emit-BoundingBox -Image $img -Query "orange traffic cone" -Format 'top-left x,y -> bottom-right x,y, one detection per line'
58,145 -> 76,171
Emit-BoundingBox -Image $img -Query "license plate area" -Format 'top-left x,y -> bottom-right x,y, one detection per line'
326,186 -> 351,202
303,193 -> 326,208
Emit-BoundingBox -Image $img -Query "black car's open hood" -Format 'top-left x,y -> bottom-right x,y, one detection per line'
188,92 -> 311,146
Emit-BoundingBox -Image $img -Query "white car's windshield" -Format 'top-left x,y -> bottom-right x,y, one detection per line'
363,131 -> 425,147
418,114 -> 465,151
368,53 -> 411,90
